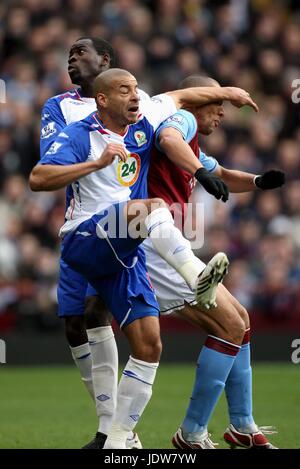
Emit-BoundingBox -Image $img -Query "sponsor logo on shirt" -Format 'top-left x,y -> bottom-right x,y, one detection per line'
134,130 -> 147,147
69,100 -> 86,105
117,153 -> 141,187
166,114 -> 184,124
41,122 -> 57,139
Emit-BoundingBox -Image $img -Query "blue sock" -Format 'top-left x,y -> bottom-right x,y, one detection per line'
225,329 -> 256,431
182,336 -> 240,436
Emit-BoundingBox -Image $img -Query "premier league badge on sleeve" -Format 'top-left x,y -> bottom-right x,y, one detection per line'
41,121 -> 57,139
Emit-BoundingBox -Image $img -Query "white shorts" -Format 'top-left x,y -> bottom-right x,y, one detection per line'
143,238 -> 206,315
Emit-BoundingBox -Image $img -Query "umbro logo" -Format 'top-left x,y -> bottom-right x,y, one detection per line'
97,394 -> 110,402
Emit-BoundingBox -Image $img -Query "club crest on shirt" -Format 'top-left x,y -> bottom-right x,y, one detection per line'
134,131 -> 147,147
117,153 -> 141,186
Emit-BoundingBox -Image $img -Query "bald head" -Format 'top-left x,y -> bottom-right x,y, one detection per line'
178,75 -> 225,136
179,75 -> 220,89
93,68 -> 140,131
93,68 -> 135,96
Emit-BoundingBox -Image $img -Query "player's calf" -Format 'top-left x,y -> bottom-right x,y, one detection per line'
104,317 -> 161,449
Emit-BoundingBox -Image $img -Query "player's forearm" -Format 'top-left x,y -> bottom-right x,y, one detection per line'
166,87 -> 227,108
216,167 -> 256,192
29,161 -> 100,191
159,132 -> 203,174
166,86 -> 258,112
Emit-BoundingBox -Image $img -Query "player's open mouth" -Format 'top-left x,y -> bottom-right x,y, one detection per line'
128,106 -> 139,113
68,66 -> 78,74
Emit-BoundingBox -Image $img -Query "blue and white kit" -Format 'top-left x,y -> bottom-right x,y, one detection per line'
40,93 -> 177,326
40,87 -> 151,319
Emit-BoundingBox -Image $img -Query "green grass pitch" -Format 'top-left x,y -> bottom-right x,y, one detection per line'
0,363 -> 299,449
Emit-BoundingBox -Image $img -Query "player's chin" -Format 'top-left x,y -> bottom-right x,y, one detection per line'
126,112 -> 139,124
202,127 -> 214,135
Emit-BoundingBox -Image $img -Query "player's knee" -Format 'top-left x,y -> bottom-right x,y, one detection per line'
228,314 -> 246,345
84,295 -> 112,328
148,198 -> 167,212
135,336 -> 162,363
237,304 -> 250,329
64,315 -> 87,346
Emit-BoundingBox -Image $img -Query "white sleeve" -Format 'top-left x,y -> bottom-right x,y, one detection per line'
139,93 -> 178,131
138,88 -> 151,102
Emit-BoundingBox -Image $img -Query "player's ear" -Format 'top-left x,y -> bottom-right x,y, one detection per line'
100,53 -> 110,68
96,92 -> 107,108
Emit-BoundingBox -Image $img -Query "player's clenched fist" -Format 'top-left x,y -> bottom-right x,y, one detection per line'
225,87 -> 259,112
96,143 -> 128,169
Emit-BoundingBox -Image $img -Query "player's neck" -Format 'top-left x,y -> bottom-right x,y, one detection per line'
79,83 -> 94,98
97,112 -> 128,135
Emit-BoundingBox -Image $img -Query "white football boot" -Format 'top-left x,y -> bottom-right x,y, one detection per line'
195,252 -> 229,309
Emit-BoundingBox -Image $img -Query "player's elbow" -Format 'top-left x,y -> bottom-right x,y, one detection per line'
165,90 -> 181,109
158,131 -> 178,152
29,167 -> 46,191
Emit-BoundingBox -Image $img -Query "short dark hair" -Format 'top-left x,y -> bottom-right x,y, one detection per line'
178,75 -> 219,89
77,37 -> 116,66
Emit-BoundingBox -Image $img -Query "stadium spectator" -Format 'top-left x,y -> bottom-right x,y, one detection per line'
0,0 -> 299,332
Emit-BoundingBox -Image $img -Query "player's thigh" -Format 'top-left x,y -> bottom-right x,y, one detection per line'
84,294 -> 113,328
175,286 -> 246,344
57,257 -> 87,317
62,204 -> 143,278
89,249 -> 159,329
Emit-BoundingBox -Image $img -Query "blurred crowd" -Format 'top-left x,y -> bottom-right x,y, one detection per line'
0,0 -> 300,333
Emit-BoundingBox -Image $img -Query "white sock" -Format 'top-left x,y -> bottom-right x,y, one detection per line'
144,207 -> 203,290
87,326 -> 118,436
104,356 -> 159,449
70,342 -> 94,400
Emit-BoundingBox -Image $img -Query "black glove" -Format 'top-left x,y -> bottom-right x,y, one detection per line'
194,167 -> 229,202
254,170 -> 285,190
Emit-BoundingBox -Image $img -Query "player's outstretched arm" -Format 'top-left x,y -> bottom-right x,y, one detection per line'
215,166 -> 285,192
167,86 -> 259,112
158,127 -> 229,202
29,161 -> 103,191
29,143 -> 127,191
